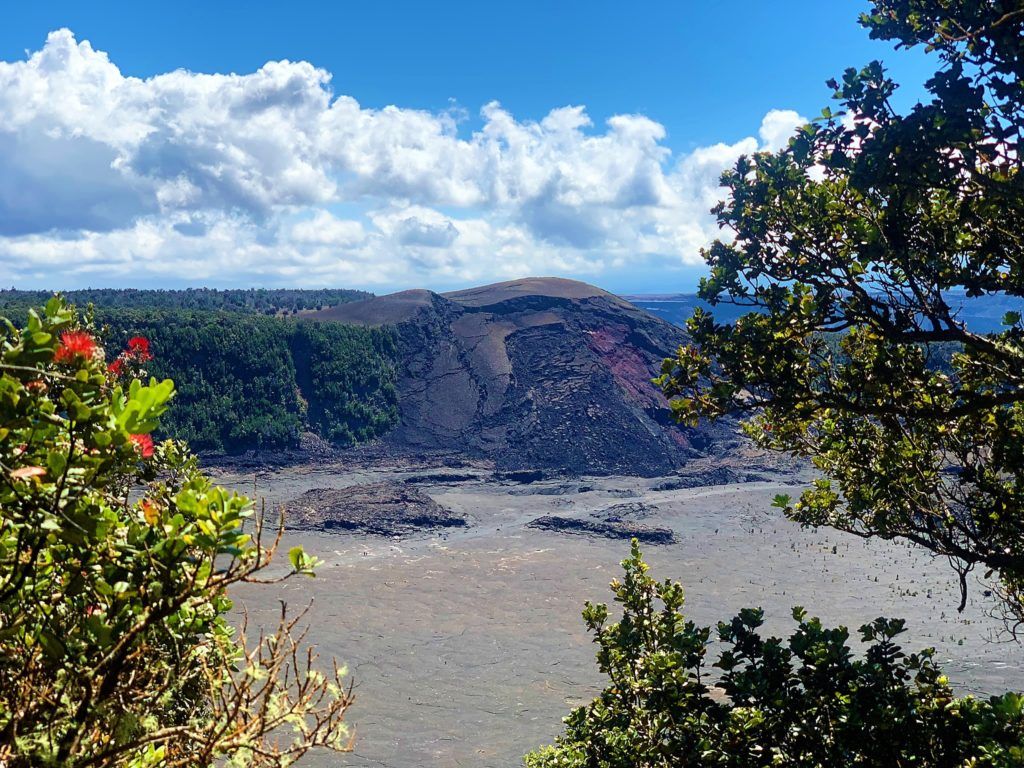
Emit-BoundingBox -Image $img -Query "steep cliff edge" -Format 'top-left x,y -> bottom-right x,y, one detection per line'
308,277 -> 740,475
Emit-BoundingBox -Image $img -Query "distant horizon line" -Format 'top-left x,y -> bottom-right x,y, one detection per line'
2,278 -> 705,300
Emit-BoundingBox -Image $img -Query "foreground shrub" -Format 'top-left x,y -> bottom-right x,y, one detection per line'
0,299 -> 351,767
526,541 -> 1024,767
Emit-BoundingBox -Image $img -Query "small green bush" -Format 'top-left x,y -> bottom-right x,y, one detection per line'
526,541 -> 1024,767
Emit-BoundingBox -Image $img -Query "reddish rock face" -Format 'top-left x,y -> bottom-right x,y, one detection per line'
583,324 -> 665,411
307,277 -> 741,475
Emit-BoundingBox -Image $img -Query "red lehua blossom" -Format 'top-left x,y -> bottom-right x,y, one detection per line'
129,433 -> 155,458
127,336 -> 153,361
108,358 -> 124,377
54,330 -> 98,364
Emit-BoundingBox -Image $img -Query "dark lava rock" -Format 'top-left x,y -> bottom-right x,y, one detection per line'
402,472 -> 481,484
605,488 -> 641,498
495,469 -> 548,484
285,482 -> 467,536
508,482 -> 582,497
595,502 -> 659,521
527,515 -> 675,545
307,277 -> 741,477
652,466 -> 768,491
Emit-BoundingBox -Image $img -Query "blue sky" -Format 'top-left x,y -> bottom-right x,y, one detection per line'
0,1 -> 932,294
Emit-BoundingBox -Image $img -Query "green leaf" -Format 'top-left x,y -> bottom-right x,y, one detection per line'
289,545 -> 305,571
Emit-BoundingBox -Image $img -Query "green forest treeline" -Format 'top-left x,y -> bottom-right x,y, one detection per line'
0,290 -> 399,453
0,287 -> 370,314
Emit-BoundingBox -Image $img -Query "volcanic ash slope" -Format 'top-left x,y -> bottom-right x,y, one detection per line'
309,277 -> 741,476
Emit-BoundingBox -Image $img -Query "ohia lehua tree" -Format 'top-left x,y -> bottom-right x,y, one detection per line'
659,0 -> 1024,628
0,297 -> 351,767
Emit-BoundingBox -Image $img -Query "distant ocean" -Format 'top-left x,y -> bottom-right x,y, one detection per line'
626,292 -> 1024,335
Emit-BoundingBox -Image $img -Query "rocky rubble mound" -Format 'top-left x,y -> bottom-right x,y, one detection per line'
285,482 -> 467,536
598,501 -> 659,520
527,515 -> 675,545
528,497 -> 674,544
652,466 -> 770,491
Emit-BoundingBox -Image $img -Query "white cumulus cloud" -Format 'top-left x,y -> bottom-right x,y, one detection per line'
0,29 -> 807,289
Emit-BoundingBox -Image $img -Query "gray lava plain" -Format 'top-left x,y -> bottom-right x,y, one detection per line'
220,461 -> 1024,768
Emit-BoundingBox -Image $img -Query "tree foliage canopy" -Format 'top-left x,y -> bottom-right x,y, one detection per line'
659,0 -> 1024,625
99,310 -> 399,453
0,288 -> 370,316
0,291 -> 399,455
0,299 -> 351,766
526,541 -> 1024,768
